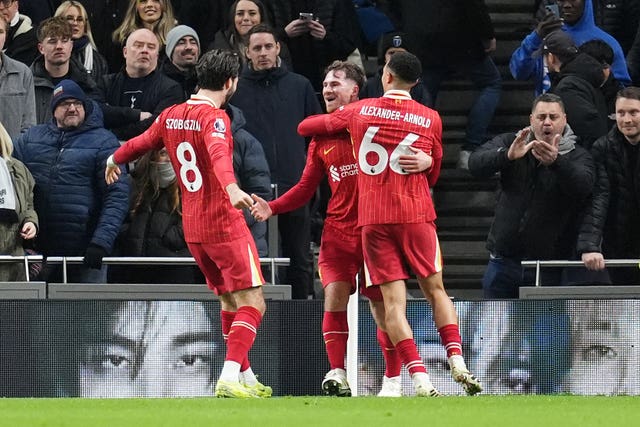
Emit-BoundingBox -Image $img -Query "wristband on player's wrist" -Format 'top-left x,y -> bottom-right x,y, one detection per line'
107,154 -> 118,168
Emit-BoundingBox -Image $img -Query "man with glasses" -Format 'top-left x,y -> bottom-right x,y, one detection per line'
0,0 -> 38,66
31,16 -> 99,123
13,79 -> 129,284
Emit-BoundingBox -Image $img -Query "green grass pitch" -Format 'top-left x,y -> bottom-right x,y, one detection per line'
0,395 -> 638,427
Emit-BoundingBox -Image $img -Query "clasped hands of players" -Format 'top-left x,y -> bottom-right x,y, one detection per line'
507,127 -> 559,166
248,147 -> 433,223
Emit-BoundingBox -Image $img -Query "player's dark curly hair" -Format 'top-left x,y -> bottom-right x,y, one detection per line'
196,49 -> 241,91
386,51 -> 422,85
324,60 -> 366,90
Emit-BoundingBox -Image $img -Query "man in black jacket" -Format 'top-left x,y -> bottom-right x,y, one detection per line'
469,93 -> 595,298
0,0 -> 39,66
98,28 -> 183,141
231,24 -> 322,299
541,30 -> 609,149
578,86 -> 640,284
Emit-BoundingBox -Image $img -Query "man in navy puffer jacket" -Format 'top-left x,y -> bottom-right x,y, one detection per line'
13,79 -> 129,283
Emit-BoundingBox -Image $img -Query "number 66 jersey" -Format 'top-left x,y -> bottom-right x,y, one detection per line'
298,90 -> 443,226
113,94 -> 249,244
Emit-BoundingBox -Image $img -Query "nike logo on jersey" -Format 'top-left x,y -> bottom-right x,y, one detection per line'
324,146 -> 336,155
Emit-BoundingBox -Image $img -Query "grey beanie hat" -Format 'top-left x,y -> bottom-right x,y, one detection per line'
165,25 -> 200,58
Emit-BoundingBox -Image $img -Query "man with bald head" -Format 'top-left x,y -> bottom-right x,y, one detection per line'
98,28 -> 183,140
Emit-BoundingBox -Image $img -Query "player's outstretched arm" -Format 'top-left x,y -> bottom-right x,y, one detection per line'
105,154 -> 122,185
226,183 -> 254,209
250,194 -> 273,222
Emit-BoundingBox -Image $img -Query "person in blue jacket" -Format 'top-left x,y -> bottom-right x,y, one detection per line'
510,0 -> 631,96
13,79 -> 129,283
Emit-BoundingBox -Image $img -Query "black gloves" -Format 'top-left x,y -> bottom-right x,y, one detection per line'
536,13 -> 563,39
84,244 -> 107,269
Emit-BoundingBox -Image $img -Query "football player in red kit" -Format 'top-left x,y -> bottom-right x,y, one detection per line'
251,60 -> 431,397
105,50 -> 270,399
297,52 -> 482,396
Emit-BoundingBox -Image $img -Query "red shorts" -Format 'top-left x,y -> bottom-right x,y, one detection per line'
361,222 -> 442,285
188,235 -> 264,295
318,225 -> 362,290
318,224 -> 382,301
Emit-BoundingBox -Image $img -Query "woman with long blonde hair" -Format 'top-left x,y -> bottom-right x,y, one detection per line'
0,121 -> 38,281
112,0 -> 177,48
54,1 -> 109,81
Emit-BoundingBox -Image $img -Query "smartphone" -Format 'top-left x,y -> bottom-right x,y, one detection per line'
545,4 -> 560,18
299,12 -> 314,21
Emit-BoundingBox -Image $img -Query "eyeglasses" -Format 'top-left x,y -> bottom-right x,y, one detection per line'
58,100 -> 84,109
65,15 -> 85,23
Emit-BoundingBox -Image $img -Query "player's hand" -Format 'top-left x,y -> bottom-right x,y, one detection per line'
250,194 -> 273,222
531,133 -> 560,166
105,155 -> 121,185
226,183 -> 254,209
139,111 -> 153,121
399,146 -> 433,173
20,221 -> 37,240
582,252 -> 605,271
507,127 -> 534,160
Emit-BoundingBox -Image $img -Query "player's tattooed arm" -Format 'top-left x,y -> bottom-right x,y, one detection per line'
226,183 -> 254,209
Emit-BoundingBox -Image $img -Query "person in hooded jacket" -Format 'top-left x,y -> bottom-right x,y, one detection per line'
511,0 -> 630,96
542,30 -> 609,149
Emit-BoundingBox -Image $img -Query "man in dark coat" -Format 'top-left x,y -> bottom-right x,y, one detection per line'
542,30 -> 609,149
97,28 -> 183,141
578,86 -> 640,285
469,93 -> 595,298
231,24 -> 322,299
13,79 -> 129,283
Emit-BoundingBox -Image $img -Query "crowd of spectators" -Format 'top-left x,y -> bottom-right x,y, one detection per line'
2,0 -> 640,298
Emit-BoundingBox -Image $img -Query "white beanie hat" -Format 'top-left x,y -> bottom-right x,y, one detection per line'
165,25 -> 200,58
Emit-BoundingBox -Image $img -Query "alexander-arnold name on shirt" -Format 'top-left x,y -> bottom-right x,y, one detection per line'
358,105 -> 432,128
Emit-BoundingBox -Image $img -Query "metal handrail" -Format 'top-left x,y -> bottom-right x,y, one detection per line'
521,259 -> 640,287
0,255 -> 289,284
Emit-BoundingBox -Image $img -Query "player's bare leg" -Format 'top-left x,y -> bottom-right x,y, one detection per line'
216,288 -> 270,398
417,272 -> 482,395
380,280 -> 440,397
321,281 -> 352,396
369,299 -> 402,397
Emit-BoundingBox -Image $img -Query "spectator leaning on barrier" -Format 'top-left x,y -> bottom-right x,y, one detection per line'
13,79 -> 129,284
578,87 -> 640,285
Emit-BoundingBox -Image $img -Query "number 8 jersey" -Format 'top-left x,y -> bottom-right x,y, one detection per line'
298,90 -> 443,226
113,95 -> 250,243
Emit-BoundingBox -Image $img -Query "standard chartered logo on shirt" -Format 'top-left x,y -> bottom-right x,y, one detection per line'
330,165 -> 340,182
330,163 -> 358,182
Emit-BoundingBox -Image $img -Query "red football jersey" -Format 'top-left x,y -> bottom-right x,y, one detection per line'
269,131 -> 359,237
113,94 -> 249,243
298,90 -> 443,225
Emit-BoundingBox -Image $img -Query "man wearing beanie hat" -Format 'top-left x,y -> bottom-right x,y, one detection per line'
161,25 -> 201,100
360,32 -> 432,107
98,28 -> 183,140
12,78 -> 129,284
541,30 -> 609,149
